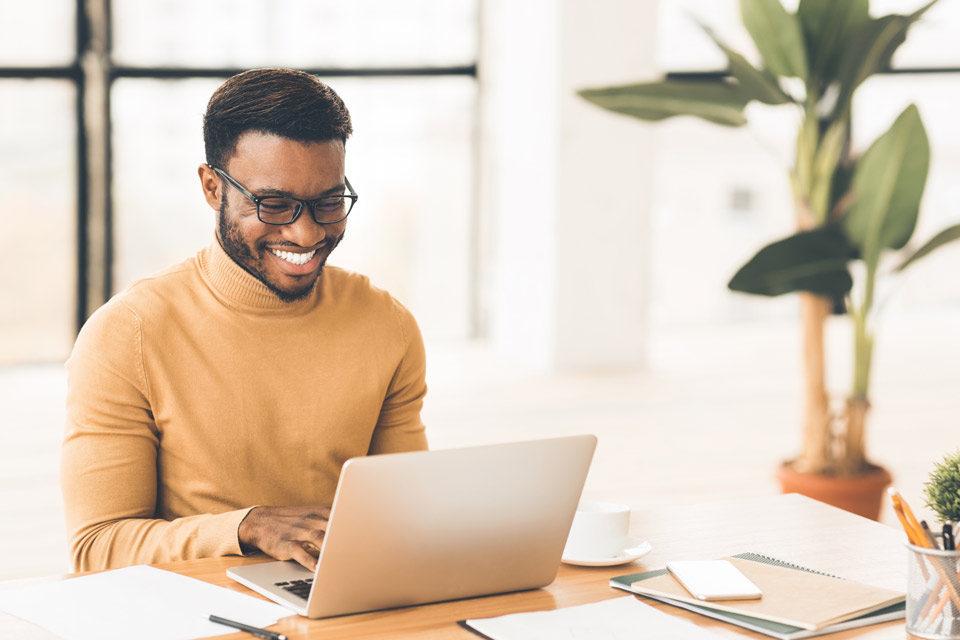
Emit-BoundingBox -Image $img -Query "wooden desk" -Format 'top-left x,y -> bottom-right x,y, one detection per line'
0,494 -> 909,639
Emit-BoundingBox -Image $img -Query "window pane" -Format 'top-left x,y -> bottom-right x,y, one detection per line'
875,0 -> 960,68
0,80 -> 77,364
111,79 -> 220,291
112,0 -> 477,69
647,106 -> 800,329
111,76 -> 476,339
656,0 -> 749,72
0,0 -> 75,66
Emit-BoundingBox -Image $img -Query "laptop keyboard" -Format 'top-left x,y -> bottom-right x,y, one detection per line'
274,578 -> 313,601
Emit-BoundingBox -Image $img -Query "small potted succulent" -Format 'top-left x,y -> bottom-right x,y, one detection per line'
925,450 -> 960,528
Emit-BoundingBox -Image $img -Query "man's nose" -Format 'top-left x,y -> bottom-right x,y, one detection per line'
282,207 -> 328,246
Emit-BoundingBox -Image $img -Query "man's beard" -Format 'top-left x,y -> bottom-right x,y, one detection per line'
217,198 -> 342,303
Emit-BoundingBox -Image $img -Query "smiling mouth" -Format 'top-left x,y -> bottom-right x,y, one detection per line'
271,248 -> 318,266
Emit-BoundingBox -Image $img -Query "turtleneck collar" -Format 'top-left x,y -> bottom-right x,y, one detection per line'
197,238 -> 321,315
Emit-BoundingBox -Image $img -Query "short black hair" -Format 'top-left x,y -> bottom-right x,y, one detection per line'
203,68 -> 353,169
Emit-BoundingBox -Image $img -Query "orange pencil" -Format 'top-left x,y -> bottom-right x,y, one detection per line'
889,488 -> 926,546
926,585 -> 953,628
922,559 -> 960,629
899,490 -> 927,542
890,488 -> 935,619
921,553 -> 960,627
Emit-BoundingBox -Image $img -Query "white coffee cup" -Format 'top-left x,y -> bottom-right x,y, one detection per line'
563,500 -> 631,558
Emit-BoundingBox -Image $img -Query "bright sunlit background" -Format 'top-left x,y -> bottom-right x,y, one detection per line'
2,0 -> 959,580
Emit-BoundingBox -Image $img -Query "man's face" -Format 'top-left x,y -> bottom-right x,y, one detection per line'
201,132 -> 347,302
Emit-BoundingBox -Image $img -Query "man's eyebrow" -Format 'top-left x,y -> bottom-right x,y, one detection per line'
256,184 -> 346,198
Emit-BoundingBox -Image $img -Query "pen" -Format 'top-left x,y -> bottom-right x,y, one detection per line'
944,524 -> 955,552
209,614 -> 288,640
920,521 -> 941,550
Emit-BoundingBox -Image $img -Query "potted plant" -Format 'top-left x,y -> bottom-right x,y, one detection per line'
579,0 -> 960,519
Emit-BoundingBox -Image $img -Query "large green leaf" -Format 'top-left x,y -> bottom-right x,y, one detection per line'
698,22 -> 793,105
808,120 -> 848,222
842,104 -> 930,265
895,224 -> 960,272
578,80 -> 749,127
728,227 -> 857,297
832,1 -> 938,120
740,0 -> 808,79
797,0 -> 869,83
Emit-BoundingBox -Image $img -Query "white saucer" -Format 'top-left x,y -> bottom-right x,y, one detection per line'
561,537 -> 652,567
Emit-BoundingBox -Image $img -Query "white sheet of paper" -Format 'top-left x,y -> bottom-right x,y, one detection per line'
0,565 -> 292,640
467,596 -> 724,640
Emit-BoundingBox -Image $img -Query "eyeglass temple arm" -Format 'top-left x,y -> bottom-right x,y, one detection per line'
212,163 -> 355,199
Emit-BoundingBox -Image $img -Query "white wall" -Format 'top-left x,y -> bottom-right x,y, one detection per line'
479,0 -> 660,370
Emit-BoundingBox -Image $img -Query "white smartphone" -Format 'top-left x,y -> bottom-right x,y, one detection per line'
666,560 -> 763,601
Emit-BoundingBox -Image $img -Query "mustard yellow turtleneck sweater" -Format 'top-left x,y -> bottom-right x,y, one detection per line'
61,240 -> 428,572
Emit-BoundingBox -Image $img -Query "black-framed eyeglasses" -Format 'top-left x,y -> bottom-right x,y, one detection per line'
210,165 -> 358,225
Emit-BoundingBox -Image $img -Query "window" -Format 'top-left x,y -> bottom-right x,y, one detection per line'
0,0 -> 78,363
0,80 -> 77,362
0,0 -> 479,365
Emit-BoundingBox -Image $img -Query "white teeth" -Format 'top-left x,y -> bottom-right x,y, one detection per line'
271,249 -> 317,266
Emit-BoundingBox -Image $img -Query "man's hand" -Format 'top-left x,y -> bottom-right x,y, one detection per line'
238,506 -> 332,571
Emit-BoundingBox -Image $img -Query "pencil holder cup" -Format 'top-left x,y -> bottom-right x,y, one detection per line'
905,542 -> 960,639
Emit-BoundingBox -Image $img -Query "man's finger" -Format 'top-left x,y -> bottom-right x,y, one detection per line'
286,540 -> 318,571
298,527 -> 327,549
299,511 -> 330,527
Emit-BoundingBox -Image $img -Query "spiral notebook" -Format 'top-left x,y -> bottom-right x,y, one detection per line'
610,553 -> 905,640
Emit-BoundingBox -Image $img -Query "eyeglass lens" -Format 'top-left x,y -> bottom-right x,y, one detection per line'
258,196 -> 353,224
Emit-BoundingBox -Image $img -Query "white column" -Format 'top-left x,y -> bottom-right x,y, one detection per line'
479,0 -> 660,370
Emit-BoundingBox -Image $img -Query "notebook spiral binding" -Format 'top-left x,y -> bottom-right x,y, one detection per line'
732,552 -> 845,580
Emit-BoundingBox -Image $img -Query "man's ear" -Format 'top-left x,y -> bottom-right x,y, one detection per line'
198,164 -> 222,212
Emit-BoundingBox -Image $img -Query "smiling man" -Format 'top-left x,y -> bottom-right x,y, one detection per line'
61,69 -> 428,572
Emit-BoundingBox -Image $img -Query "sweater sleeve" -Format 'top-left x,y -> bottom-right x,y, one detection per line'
61,300 -> 253,572
367,300 -> 429,455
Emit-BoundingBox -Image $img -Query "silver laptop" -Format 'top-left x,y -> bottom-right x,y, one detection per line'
227,434 -> 596,618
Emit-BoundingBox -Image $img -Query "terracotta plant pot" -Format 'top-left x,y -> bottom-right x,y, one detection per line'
775,463 -> 893,521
